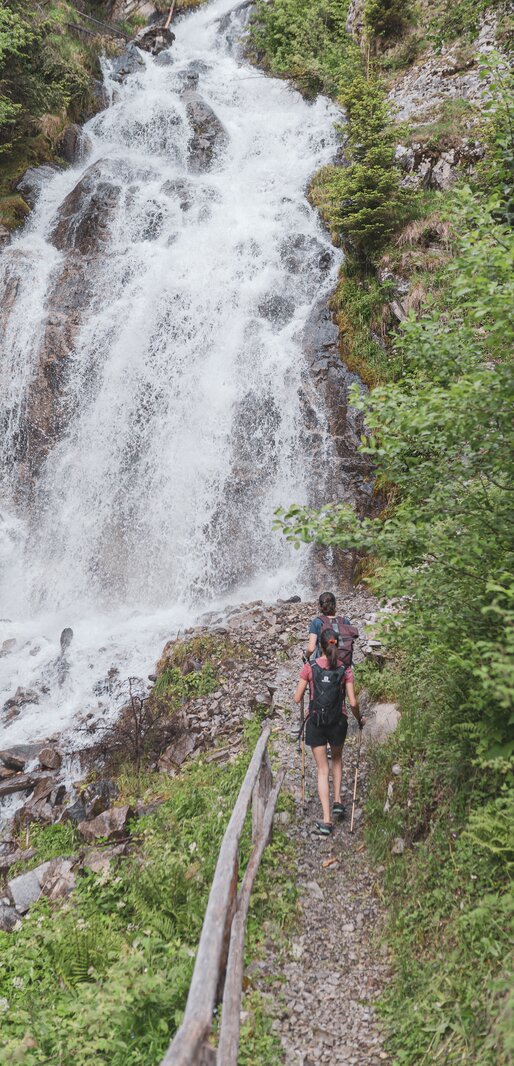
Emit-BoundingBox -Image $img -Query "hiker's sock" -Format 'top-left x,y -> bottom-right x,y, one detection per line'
314,821 -> 334,836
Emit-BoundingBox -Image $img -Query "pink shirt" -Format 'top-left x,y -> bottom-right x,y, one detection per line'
300,657 -> 354,718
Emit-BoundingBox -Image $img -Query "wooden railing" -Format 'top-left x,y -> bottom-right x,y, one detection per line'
160,723 -> 285,1066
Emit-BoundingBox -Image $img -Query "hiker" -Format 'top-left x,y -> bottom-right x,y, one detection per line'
304,590 -> 349,661
294,627 -> 365,836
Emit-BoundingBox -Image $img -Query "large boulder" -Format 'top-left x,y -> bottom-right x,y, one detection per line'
110,43 -> 145,82
365,703 -> 401,744
50,161 -> 123,255
78,805 -> 135,843
7,860 -> 53,912
183,91 -> 228,172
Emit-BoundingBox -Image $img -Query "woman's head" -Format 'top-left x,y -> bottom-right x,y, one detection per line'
320,627 -> 339,669
319,591 -> 336,616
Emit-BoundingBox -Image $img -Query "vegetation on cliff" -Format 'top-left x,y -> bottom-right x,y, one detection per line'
252,0 -> 514,1060
0,0 -> 136,228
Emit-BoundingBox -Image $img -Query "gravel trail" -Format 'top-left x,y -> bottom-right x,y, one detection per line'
250,592 -> 392,1065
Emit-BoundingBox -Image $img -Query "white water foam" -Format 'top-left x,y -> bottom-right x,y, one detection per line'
0,0 -> 342,751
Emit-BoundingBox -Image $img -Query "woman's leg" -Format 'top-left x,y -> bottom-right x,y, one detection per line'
311,744 -> 331,823
330,743 -> 344,805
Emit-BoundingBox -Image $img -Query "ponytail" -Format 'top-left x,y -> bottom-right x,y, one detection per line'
320,627 -> 339,670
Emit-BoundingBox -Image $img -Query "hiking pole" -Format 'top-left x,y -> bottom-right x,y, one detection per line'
300,695 -> 306,804
350,727 -> 363,834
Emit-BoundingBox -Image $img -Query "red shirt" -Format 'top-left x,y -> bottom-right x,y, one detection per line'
300,657 -> 354,718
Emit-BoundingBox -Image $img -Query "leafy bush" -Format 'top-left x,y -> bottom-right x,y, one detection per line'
249,0 -> 360,97
363,0 -> 415,44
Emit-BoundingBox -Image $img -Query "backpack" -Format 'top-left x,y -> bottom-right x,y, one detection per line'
309,662 -> 347,727
317,615 -> 359,668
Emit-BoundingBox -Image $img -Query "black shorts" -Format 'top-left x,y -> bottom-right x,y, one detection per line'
305,715 -> 348,749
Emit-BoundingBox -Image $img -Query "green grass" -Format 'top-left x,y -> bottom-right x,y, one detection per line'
0,716 -> 297,1065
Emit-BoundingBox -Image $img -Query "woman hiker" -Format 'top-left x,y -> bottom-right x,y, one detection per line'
294,627 -> 365,836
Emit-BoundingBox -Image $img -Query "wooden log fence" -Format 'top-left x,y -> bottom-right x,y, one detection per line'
160,723 -> 285,1066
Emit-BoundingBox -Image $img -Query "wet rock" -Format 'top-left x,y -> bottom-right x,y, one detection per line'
0,750 -> 26,772
3,687 -> 39,715
183,91 -> 228,172
161,177 -> 196,211
30,775 -> 56,803
280,233 -> 332,275
0,224 -> 11,249
7,860 -> 53,912
155,50 -> 174,68
38,746 -> 62,771
58,124 -> 92,165
78,805 -> 135,843
0,903 -> 20,932
257,293 -> 296,327
91,77 -> 110,112
0,637 -> 16,656
110,43 -> 145,82
135,23 -> 175,56
0,772 -> 39,799
50,784 -> 67,807
15,165 -> 62,209
50,160 -> 123,255
60,627 -> 73,654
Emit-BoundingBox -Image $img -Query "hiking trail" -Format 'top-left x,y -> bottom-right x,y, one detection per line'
250,594 -> 393,1065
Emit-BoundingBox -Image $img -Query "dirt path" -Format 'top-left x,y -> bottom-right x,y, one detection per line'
253,597 -> 392,1065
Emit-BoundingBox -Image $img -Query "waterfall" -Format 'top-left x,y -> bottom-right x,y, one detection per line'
0,0 -> 342,746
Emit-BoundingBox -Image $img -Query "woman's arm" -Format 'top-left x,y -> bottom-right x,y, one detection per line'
305,633 -> 317,657
294,677 -> 308,704
346,680 -> 366,728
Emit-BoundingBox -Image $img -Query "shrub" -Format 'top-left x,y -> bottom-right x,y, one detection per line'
363,0 -> 415,44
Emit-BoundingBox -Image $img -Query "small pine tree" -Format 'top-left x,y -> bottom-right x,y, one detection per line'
311,73 -> 411,261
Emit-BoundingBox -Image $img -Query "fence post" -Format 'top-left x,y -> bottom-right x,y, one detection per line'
251,749 -> 273,843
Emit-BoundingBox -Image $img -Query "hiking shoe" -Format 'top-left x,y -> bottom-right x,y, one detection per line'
314,821 -> 334,836
333,802 -> 345,820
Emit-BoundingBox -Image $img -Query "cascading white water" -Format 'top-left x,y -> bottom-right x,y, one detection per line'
0,0 -> 342,748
